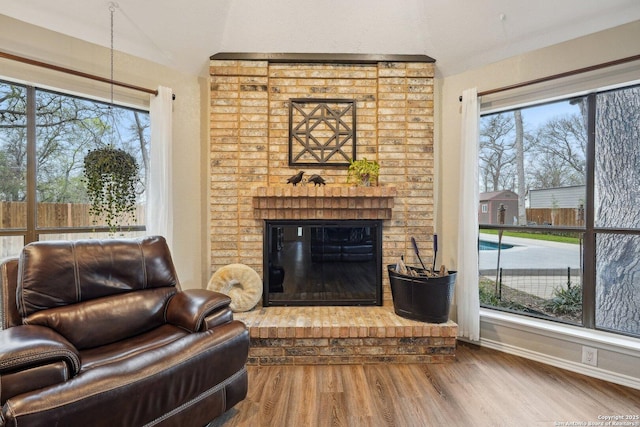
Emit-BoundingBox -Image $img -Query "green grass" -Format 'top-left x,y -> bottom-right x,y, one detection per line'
480,229 -> 581,244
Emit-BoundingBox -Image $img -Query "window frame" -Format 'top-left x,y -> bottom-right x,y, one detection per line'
0,80 -> 147,247
479,84 -> 640,339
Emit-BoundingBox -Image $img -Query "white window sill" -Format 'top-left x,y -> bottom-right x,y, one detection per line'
480,308 -> 640,357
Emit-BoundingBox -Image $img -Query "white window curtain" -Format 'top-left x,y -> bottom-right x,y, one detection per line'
456,87 -> 480,342
147,86 -> 173,248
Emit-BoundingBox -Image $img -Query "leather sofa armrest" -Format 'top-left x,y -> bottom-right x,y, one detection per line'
0,325 -> 81,404
2,361 -> 71,406
166,289 -> 233,332
0,325 -> 81,374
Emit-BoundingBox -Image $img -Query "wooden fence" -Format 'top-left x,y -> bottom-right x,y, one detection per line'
526,208 -> 584,227
0,201 -> 145,229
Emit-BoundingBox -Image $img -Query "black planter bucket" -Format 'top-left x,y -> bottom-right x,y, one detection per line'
387,265 -> 457,323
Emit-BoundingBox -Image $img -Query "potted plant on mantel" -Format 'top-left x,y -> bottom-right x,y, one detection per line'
347,157 -> 380,187
83,147 -> 139,234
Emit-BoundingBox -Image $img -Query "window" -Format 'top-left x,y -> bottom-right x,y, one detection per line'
478,84 -> 640,338
593,86 -> 640,336
481,204 -> 488,213
0,80 -> 149,257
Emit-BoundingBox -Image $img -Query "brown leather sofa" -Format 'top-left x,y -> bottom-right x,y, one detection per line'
0,236 -> 249,427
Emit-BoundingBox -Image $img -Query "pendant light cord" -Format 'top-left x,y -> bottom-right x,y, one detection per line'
110,3 -> 115,106
109,2 -> 117,147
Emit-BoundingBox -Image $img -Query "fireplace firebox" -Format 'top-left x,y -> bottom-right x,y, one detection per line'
263,220 -> 382,306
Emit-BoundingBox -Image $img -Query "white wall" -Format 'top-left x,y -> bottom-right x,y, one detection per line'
437,20 -> 640,388
0,14 -> 208,289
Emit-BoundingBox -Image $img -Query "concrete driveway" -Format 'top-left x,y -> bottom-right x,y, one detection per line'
478,233 -> 582,299
479,232 -> 581,270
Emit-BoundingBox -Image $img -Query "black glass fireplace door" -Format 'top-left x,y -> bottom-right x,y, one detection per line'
263,220 -> 382,306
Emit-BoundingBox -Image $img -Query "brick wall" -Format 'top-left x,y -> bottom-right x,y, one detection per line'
209,57 -> 435,305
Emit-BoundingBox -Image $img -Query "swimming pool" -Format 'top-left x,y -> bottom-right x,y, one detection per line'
478,240 -> 514,251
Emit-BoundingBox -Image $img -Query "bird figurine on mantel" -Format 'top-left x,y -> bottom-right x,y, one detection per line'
307,174 -> 326,186
287,171 -> 304,186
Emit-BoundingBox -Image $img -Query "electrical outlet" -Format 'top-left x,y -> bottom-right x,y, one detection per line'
581,346 -> 598,367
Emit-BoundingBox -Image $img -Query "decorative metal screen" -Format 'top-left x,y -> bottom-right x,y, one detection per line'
289,98 -> 356,166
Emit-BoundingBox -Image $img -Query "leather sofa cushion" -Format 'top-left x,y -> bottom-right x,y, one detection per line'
3,321 -> 249,427
17,236 -> 178,318
24,287 -> 176,350
311,243 -> 342,254
1,361 -> 71,406
79,324 -> 187,371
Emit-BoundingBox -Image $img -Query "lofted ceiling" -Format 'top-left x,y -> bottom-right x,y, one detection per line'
2,0 -> 640,77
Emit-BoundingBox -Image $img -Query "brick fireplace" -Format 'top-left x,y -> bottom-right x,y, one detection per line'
209,53 -> 437,306
208,53 -> 457,364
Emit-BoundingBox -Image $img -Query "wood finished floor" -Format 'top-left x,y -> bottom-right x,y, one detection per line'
210,342 -> 640,427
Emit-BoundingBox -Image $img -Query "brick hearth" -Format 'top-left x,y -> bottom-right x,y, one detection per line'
234,306 -> 457,365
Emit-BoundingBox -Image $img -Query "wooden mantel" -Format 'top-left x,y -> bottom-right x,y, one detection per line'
252,186 -> 397,220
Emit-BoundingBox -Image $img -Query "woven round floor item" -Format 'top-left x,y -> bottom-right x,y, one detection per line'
207,263 -> 262,312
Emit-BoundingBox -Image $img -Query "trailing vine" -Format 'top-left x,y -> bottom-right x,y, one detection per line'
83,147 -> 139,233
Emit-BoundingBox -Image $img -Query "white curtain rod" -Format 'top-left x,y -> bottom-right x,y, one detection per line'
459,54 -> 640,101
0,50 -> 159,97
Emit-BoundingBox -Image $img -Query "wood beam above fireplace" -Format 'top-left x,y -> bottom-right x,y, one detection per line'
252,186 -> 396,220
210,52 -> 435,64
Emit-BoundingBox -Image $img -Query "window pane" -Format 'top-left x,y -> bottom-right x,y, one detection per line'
595,233 -> 640,336
594,86 -> 640,229
594,86 -> 640,336
0,82 -> 27,229
0,235 -> 25,258
479,229 -> 583,324
34,89 -> 149,228
480,99 -> 586,227
39,230 -> 146,242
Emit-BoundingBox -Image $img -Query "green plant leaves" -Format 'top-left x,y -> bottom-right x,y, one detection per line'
347,157 -> 379,186
544,284 -> 582,315
83,148 -> 139,233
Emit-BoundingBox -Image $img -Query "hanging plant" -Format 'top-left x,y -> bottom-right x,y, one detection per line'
83,147 -> 139,233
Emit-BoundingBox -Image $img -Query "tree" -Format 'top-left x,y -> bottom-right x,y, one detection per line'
594,86 -> 640,335
0,85 -> 27,201
0,81 -> 150,227
514,110 -> 526,225
479,113 -> 516,192
528,153 -> 580,189
529,113 -> 586,189
480,110 -> 532,227
133,111 -> 150,195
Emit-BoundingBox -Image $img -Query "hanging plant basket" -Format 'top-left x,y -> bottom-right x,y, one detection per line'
83,147 -> 139,233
